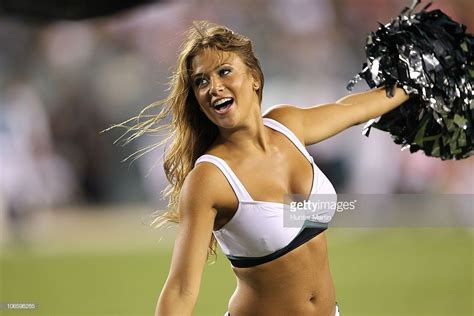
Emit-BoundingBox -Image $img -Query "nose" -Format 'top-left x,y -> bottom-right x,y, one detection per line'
209,76 -> 224,96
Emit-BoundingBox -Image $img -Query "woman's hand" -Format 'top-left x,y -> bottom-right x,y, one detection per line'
264,87 -> 409,145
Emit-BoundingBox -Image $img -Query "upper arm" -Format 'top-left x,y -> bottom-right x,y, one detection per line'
301,101 -> 366,145
264,103 -> 345,146
264,87 -> 408,145
264,102 -> 365,146
159,165 -> 219,307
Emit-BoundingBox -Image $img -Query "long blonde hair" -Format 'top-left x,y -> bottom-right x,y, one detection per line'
111,21 -> 264,260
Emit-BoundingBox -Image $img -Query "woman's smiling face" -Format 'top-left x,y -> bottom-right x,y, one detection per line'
191,49 -> 260,128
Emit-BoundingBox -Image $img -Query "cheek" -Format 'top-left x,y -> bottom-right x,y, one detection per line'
229,76 -> 248,94
193,89 -> 206,105
190,91 -> 206,115
238,80 -> 254,98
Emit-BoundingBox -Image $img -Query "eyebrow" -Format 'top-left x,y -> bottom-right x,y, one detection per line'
191,63 -> 231,80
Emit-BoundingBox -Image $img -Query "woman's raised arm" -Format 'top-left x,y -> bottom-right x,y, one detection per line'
155,165 -> 218,316
265,87 -> 409,146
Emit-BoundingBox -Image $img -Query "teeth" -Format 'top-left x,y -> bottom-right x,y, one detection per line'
213,98 -> 232,107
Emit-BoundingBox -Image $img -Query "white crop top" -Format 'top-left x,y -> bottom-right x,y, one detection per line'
194,118 -> 337,267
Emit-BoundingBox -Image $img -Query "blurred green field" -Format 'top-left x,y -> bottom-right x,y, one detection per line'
1,228 -> 472,316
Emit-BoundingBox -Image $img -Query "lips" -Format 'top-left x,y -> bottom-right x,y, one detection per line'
211,97 -> 234,115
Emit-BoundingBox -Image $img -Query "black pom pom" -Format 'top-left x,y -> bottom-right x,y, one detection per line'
348,0 -> 473,160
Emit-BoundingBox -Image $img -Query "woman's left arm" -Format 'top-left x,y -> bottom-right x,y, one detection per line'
266,87 -> 409,146
304,87 -> 409,145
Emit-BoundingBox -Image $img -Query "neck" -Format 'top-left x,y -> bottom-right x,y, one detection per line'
216,106 -> 271,156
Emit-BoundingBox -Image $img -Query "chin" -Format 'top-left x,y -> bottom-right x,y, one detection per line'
215,115 -> 241,130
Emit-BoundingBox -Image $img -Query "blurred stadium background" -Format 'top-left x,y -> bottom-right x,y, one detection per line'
0,0 -> 472,315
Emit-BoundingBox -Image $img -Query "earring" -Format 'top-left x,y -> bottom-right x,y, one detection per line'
253,83 -> 259,90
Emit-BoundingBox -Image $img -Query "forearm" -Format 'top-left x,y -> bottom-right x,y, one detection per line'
155,285 -> 198,316
337,87 -> 409,124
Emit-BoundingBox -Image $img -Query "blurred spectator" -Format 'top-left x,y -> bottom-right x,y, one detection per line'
49,88 -> 110,203
0,80 -> 76,241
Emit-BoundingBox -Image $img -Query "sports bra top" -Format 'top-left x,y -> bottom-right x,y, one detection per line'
194,118 -> 337,268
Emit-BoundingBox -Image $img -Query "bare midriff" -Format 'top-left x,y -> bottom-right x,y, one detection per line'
228,233 -> 336,316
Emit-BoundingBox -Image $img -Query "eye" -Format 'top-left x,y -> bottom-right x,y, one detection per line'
194,77 -> 208,88
219,68 -> 231,76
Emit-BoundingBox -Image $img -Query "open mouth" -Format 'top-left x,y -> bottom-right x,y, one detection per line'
212,97 -> 234,114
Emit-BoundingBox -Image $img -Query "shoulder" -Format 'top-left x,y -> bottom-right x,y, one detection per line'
262,104 -> 305,143
179,159 -> 231,213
